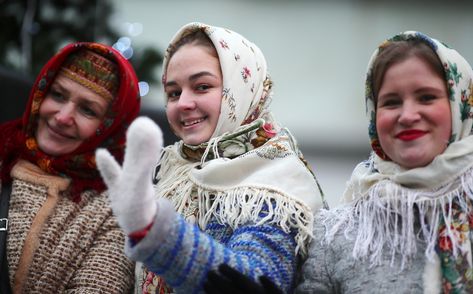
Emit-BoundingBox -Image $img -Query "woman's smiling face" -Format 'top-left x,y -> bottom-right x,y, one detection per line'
376,55 -> 451,169
164,43 -> 223,145
36,74 -> 109,156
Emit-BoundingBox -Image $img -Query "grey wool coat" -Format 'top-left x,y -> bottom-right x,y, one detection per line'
296,209 -> 432,294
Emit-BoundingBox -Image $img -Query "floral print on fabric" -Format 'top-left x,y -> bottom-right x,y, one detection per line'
140,22 -> 325,294
437,198 -> 473,293
141,268 -> 174,294
364,31 -> 473,159
162,22 -> 272,138
460,80 -> 473,122
255,141 -> 291,160
0,42 -> 140,201
180,119 -> 272,162
222,87 -> 237,123
349,31 -> 473,293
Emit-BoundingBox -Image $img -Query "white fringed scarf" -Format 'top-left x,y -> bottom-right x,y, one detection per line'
156,22 -> 324,255
137,22 -> 325,294
336,136 -> 473,267
323,32 -> 473,285
156,119 -> 323,255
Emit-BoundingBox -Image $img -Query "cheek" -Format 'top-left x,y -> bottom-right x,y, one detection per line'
212,100 -> 222,119
35,119 -> 46,142
436,105 -> 452,140
375,110 -> 397,154
210,92 -> 223,119
375,110 -> 392,139
77,118 -> 101,140
38,98 -> 53,118
165,104 -> 179,131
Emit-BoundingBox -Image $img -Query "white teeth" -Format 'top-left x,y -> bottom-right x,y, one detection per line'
182,118 -> 204,126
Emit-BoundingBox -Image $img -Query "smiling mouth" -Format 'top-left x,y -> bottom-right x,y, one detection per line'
182,117 -> 205,127
48,123 -> 75,139
396,130 -> 427,141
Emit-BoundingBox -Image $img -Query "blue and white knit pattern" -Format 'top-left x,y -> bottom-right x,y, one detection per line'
126,199 -> 297,293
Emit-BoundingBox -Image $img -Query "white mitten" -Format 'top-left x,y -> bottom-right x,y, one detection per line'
96,116 -> 163,235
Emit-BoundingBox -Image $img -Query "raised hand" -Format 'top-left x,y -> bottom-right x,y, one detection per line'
96,116 -> 163,234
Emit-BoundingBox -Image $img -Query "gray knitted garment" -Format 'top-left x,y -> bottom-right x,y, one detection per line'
296,209 -> 427,294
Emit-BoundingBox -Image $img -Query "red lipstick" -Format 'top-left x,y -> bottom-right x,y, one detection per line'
396,130 -> 427,141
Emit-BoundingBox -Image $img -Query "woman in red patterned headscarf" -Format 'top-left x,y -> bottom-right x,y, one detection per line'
0,42 -> 140,293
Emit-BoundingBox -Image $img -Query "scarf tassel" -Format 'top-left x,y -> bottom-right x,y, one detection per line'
323,168 -> 473,269
197,186 -> 314,256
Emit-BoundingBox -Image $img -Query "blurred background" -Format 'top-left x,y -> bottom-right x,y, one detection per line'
1,0 -> 472,206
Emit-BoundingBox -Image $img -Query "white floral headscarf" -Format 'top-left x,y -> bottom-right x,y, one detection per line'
365,31 -> 473,161
137,22 -> 321,294
343,31 -> 473,200
328,31 -> 473,291
162,22 -> 273,138
157,22 -> 324,254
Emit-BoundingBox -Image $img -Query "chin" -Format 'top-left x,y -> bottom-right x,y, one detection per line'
38,143 -> 73,156
182,135 -> 210,145
183,138 -> 203,145
398,157 -> 432,169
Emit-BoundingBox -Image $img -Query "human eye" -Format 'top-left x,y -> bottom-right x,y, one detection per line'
79,105 -> 99,118
378,96 -> 401,108
195,84 -> 210,92
78,100 -> 107,119
166,89 -> 181,102
419,94 -> 437,103
49,88 -> 66,102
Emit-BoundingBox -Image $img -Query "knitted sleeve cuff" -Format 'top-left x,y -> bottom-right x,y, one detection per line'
125,197 -> 176,259
128,221 -> 155,245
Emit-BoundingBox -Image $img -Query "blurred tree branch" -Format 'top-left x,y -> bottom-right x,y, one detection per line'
0,0 -> 162,85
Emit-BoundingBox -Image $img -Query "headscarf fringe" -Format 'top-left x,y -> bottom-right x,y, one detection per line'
196,185 -> 314,256
155,131 -> 319,257
155,145 -> 199,213
323,167 -> 473,269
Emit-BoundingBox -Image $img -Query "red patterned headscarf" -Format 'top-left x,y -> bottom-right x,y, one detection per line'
0,42 -> 140,201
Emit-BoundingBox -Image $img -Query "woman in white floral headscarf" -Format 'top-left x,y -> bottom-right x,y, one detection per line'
96,22 -> 325,293
297,31 -> 473,293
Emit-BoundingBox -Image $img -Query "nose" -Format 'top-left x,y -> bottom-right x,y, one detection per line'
177,89 -> 196,110
54,103 -> 75,126
398,102 -> 421,125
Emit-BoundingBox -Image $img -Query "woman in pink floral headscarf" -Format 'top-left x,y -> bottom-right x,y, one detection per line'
97,22 -> 325,293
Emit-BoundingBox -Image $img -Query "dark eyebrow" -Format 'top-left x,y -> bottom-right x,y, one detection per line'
378,92 -> 398,100
189,71 -> 217,81
164,71 -> 218,88
413,86 -> 445,94
75,94 -> 109,118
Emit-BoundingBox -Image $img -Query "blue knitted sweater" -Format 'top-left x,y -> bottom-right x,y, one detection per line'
126,199 -> 297,293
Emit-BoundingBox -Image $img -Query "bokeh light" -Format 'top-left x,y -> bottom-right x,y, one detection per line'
138,81 -> 149,97
113,36 -> 133,59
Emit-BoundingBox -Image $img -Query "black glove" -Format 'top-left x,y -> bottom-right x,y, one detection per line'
203,264 -> 283,294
